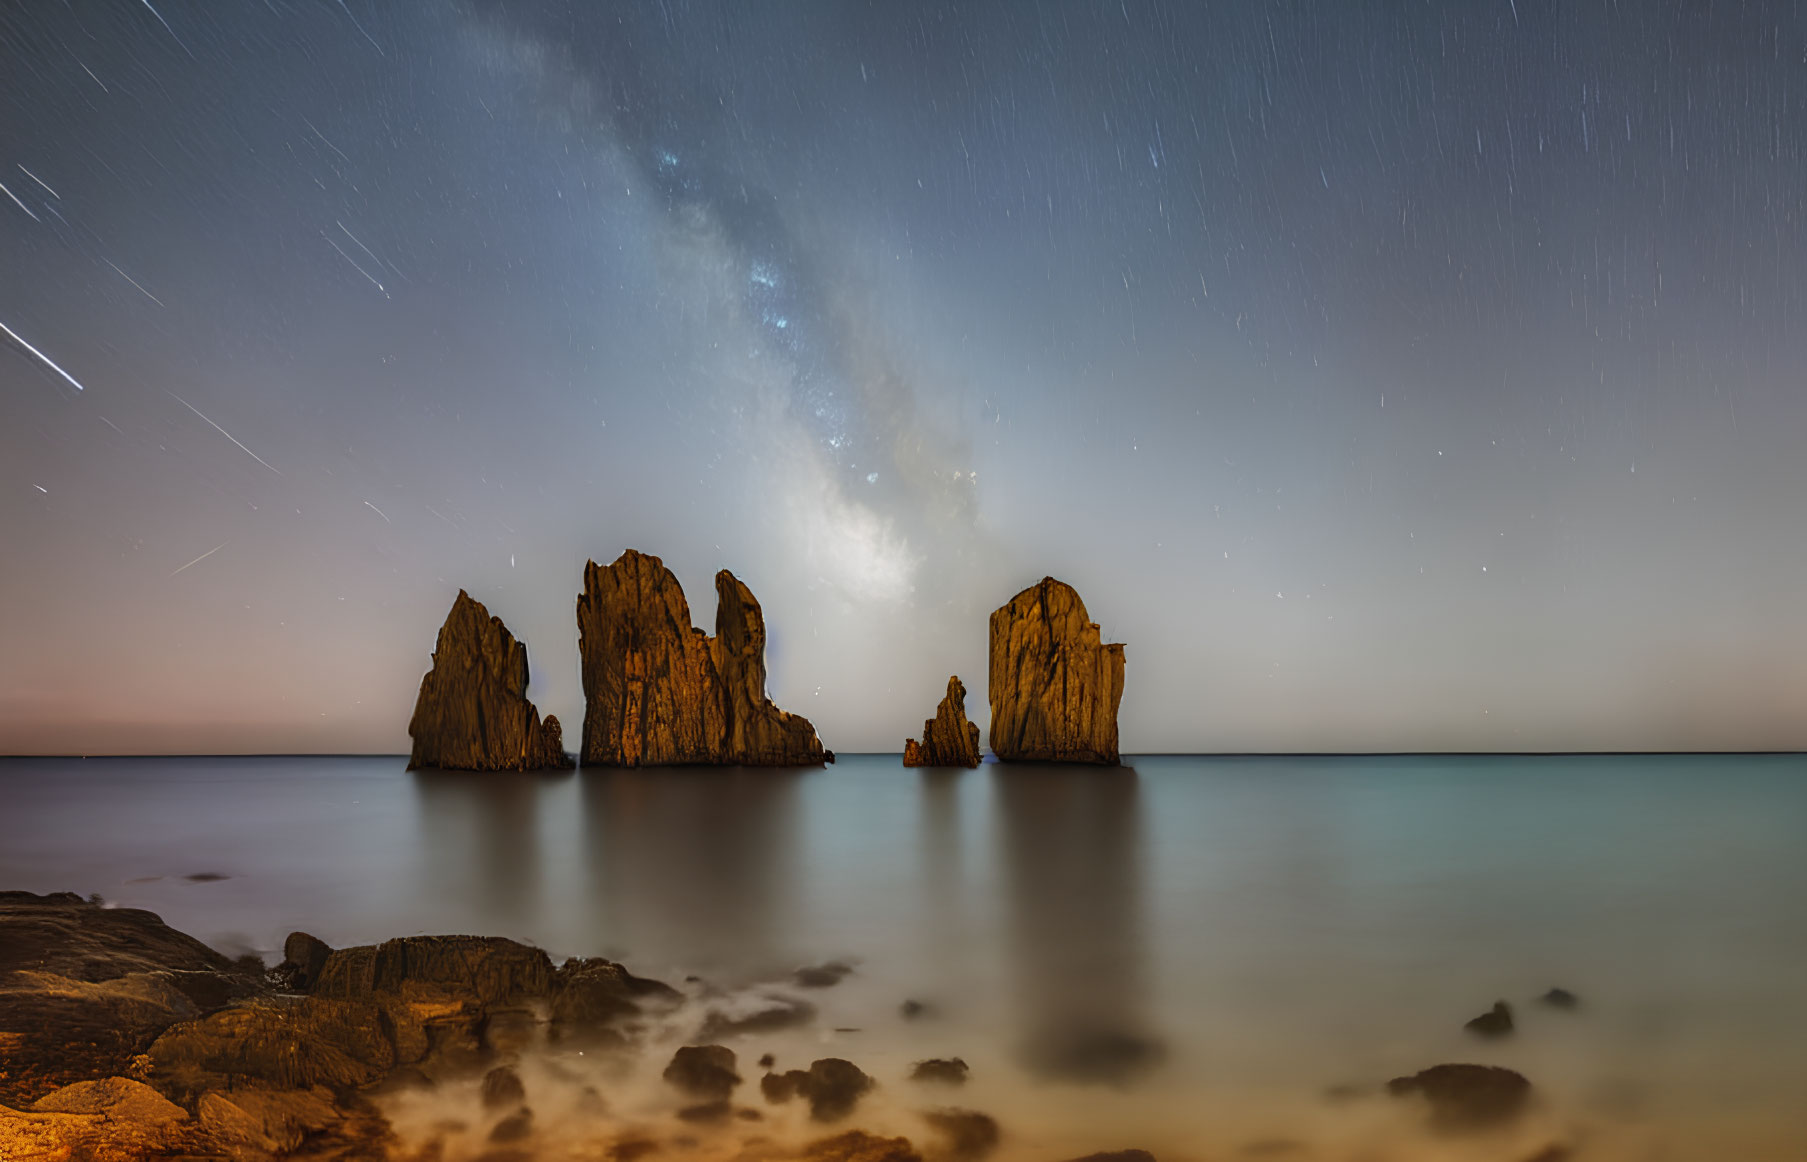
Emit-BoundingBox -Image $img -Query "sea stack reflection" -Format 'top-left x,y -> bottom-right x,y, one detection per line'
903,675 -> 982,767
407,591 -> 572,771
577,549 -> 832,767
988,578 -> 1125,764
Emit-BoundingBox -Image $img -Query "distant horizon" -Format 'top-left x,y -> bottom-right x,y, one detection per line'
5,748 -> 1802,761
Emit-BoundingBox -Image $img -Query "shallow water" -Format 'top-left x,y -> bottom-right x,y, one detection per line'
3,753 -> 1805,1159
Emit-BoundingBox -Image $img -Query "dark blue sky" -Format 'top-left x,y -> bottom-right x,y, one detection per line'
3,1 -> 1804,753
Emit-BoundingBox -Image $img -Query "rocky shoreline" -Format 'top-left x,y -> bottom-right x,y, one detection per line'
1,890 -> 1575,1161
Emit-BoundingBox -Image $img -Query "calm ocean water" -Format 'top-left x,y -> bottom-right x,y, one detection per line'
3,753 -> 1804,1160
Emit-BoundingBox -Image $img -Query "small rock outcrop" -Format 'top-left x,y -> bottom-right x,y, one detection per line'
577,549 -> 831,766
988,578 -> 1124,764
903,676 -> 982,767
407,590 -> 572,771
1464,1000 -> 1515,1038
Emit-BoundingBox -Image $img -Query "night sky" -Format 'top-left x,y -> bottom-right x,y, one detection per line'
4,1 -> 1805,755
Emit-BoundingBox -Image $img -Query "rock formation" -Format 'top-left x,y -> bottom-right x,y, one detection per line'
903,676 -> 982,767
407,590 -> 571,771
988,578 -> 1125,764
577,549 -> 831,766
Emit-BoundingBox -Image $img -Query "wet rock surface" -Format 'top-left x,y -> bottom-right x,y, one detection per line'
407,590 -> 572,771
578,549 -> 832,766
988,578 -> 1125,764
903,675 -> 983,767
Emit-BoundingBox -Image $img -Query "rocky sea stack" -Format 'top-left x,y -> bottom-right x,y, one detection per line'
903,675 -> 982,767
988,578 -> 1125,764
577,549 -> 832,767
407,591 -> 571,771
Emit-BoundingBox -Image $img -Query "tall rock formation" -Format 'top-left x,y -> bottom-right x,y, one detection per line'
903,675 -> 982,767
577,549 -> 831,766
407,592 -> 571,771
988,578 -> 1125,764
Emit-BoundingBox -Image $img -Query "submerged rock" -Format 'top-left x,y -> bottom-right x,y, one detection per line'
1386,1063 -> 1532,1131
908,1058 -> 969,1084
407,590 -> 572,771
577,549 -> 832,766
794,962 -> 855,988
988,578 -> 1125,764
1538,987 -> 1580,1010
903,676 -> 983,767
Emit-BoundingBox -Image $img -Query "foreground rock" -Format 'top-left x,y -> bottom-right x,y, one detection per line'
578,549 -> 833,766
2,891 -> 682,1159
903,676 -> 983,767
407,590 -> 572,771
1387,1063 -> 1532,1131
988,578 -> 1125,764
0,891 -> 262,1106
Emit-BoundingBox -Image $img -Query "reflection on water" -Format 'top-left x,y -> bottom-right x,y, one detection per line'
413,769 -> 552,928
579,767 -> 806,978
995,764 -> 1163,1083
3,753 -> 1807,1157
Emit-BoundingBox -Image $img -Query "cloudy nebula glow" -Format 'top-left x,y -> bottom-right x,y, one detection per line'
3,1 -> 1805,754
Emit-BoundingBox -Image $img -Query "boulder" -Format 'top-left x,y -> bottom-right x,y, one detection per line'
988,578 -> 1124,764
922,1108 -> 999,1159
407,590 -> 573,771
1386,1063 -> 1532,1131
482,1065 -> 526,1111
280,932 -> 332,991
576,549 -> 832,766
145,995 -> 397,1097
903,676 -> 983,767
550,956 -> 679,1045
663,1044 -> 741,1100
761,1057 -> 874,1122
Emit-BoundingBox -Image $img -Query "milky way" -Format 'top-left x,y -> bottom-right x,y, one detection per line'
3,2 -> 1805,754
